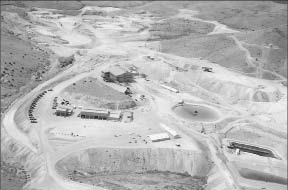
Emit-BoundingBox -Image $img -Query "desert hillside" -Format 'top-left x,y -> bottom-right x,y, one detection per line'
1,1 -> 287,190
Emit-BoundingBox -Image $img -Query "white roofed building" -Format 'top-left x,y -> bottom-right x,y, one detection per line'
108,111 -> 122,121
147,133 -> 170,142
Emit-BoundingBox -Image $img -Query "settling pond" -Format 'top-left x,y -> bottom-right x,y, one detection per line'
172,103 -> 220,122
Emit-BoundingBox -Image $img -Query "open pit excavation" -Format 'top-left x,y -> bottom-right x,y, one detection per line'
1,1 -> 287,190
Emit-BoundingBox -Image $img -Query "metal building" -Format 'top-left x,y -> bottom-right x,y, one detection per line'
80,108 -> 109,120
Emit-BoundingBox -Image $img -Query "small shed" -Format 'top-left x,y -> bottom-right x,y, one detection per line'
108,111 -> 122,121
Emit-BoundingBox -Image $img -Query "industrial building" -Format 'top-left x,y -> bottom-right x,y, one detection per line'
55,107 -> 73,117
79,108 -> 122,121
148,133 -> 170,142
227,141 -> 278,159
80,108 -> 109,120
101,65 -> 134,83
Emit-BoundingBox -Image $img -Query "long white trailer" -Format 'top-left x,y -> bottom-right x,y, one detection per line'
160,84 -> 179,93
147,133 -> 170,142
160,124 -> 181,139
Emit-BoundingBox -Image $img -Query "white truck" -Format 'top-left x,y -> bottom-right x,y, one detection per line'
160,84 -> 179,93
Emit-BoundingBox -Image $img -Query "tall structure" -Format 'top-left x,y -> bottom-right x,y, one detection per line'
101,65 -> 134,83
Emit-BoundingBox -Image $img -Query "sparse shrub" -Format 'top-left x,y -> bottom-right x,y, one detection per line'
29,7 -> 38,12
58,55 -> 75,68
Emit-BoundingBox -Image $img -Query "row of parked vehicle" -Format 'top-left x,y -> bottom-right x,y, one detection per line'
29,90 -> 47,123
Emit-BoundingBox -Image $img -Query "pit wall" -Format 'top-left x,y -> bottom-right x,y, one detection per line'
1,127 -> 46,189
205,165 -> 234,190
55,147 -> 211,177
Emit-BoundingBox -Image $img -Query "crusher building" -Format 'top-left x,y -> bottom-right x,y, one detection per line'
101,65 -> 134,83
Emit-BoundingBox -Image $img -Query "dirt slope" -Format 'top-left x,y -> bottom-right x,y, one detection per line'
1,1 -> 84,10
149,1 -> 287,79
1,34 -> 50,112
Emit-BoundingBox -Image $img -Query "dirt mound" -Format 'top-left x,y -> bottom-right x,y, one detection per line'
56,147 -> 210,189
62,77 -> 136,110
252,87 -> 281,102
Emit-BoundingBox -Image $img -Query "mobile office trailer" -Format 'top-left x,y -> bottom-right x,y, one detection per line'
160,84 -> 179,93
